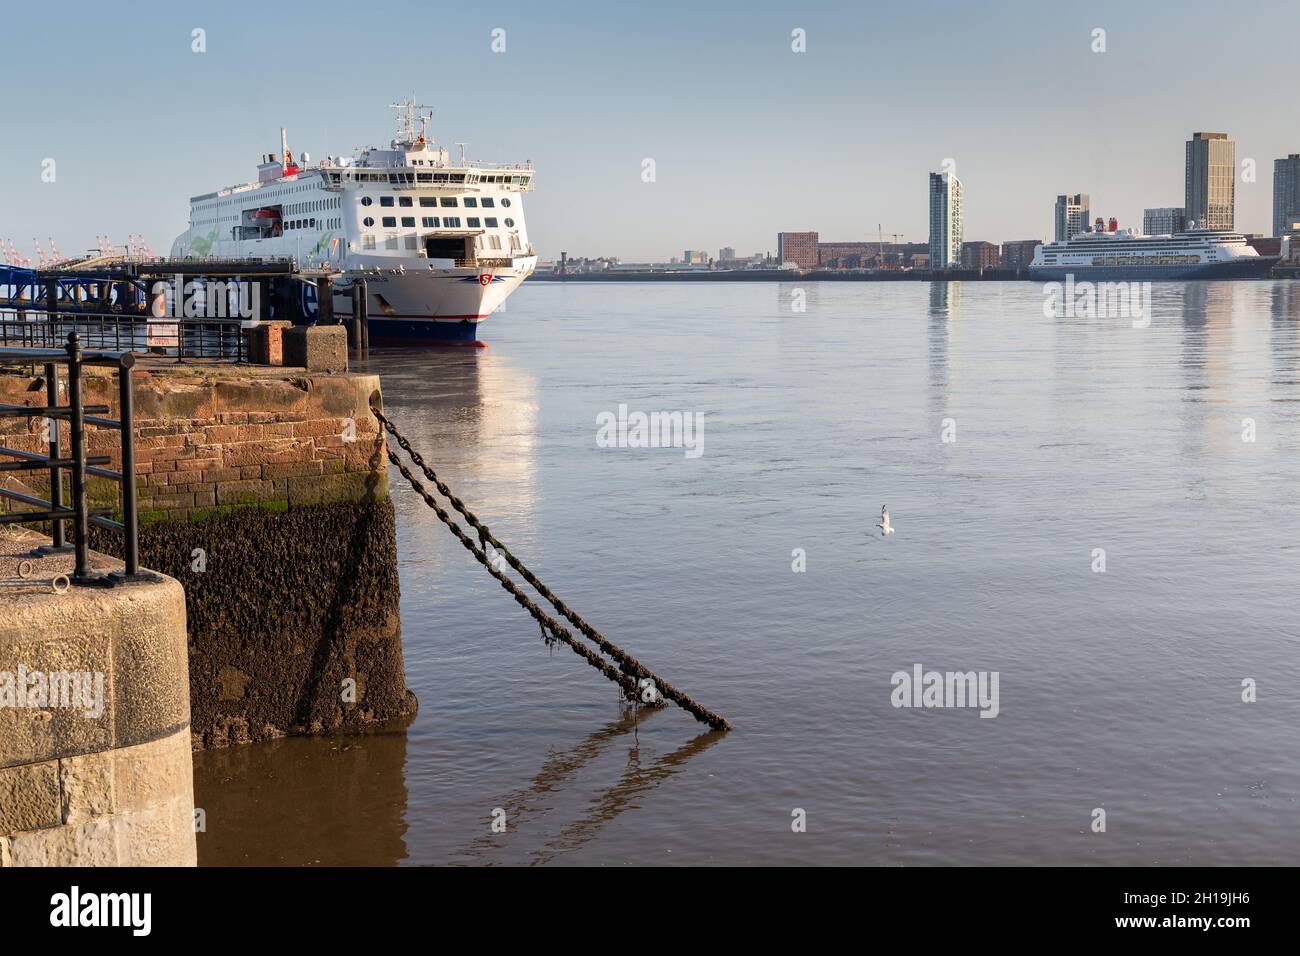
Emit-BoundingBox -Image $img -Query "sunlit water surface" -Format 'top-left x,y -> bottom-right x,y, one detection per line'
195,280 -> 1300,866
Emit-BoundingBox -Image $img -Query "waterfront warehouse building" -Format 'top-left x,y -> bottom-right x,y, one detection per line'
777,231 -> 819,270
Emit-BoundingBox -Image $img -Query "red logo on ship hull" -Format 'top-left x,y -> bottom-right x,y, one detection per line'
479,274 -> 494,286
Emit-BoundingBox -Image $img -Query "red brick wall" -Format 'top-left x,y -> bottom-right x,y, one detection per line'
1,368 -> 387,522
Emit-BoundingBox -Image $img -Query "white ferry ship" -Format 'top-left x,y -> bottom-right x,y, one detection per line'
169,102 -> 536,344
1029,223 -> 1277,281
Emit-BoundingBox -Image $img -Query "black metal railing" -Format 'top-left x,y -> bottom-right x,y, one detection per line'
0,332 -> 152,585
0,309 -> 248,363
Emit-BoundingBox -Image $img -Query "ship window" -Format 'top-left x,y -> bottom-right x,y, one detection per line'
480,197 -> 495,208
422,217 -> 438,228
467,217 -> 481,228
310,218 -> 316,228
504,218 -> 515,227
440,197 -> 458,207
405,236 -> 418,250
401,217 -> 415,227
399,197 -> 413,207
442,216 -> 461,228
420,197 -> 437,207
362,235 -> 376,249
380,196 -> 394,207
417,173 -> 432,182
363,217 -> 375,227
501,198 -> 511,207
488,235 -> 502,251
463,197 -> 478,208
485,217 -> 498,227
382,216 -> 397,227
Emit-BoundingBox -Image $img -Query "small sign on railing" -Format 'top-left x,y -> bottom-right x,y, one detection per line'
146,317 -> 179,348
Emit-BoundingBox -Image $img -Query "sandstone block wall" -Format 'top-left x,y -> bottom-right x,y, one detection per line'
0,530 -> 196,866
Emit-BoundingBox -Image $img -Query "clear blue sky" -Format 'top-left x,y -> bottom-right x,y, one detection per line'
2,0 -> 1295,262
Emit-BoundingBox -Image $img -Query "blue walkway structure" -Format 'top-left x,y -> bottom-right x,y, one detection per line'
0,262 -> 142,313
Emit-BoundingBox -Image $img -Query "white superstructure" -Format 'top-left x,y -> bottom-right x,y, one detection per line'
170,102 -> 536,344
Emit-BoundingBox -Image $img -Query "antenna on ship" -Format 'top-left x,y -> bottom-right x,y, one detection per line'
455,142 -> 467,166
389,97 -> 433,145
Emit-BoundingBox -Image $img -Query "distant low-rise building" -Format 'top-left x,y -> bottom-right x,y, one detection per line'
817,241 -> 877,268
777,232 -> 819,270
1000,239 -> 1041,270
1281,218 -> 1300,263
1247,236 -> 1282,257
961,241 -> 1000,270
1143,207 -> 1186,236
719,246 -> 736,262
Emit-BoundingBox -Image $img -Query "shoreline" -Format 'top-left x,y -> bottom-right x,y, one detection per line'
528,269 -> 1297,283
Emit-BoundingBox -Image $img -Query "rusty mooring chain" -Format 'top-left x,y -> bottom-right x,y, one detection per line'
372,405 -> 732,732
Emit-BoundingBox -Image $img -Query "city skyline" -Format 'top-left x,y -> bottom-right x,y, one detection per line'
0,0 -> 1296,262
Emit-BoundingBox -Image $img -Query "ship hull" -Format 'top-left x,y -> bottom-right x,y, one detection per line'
1029,257 -> 1279,282
328,256 -> 534,344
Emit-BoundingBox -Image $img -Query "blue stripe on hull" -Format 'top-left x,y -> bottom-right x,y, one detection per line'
1030,259 -> 1278,282
364,317 -> 482,344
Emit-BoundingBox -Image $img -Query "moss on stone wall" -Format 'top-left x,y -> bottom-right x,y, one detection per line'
92,499 -> 416,749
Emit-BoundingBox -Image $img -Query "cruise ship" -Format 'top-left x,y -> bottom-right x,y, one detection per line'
1029,221 -> 1277,281
169,102 -> 536,344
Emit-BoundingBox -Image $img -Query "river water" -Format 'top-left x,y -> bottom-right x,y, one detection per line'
194,279 -> 1300,865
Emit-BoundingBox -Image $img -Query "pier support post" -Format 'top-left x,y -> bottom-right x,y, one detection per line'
316,277 -> 335,326
352,280 -> 369,356
45,279 -> 59,347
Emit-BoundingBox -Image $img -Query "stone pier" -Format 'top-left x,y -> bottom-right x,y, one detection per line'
0,363 -> 416,752
0,529 -> 195,866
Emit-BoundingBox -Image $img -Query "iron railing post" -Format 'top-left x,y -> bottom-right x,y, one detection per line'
117,357 -> 139,576
45,361 -> 65,549
64,331 -> 93,581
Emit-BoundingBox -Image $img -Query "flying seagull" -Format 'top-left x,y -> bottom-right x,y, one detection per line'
877,506 -> 895,535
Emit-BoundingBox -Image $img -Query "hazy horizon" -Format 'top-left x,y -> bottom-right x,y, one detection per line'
2,0 -> 1295,262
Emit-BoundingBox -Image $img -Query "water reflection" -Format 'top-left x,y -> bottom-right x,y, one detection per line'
928,282 -> 960,422
360,347 -> 540,581
449,706 -> 722,866
193,725 -> 411,866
